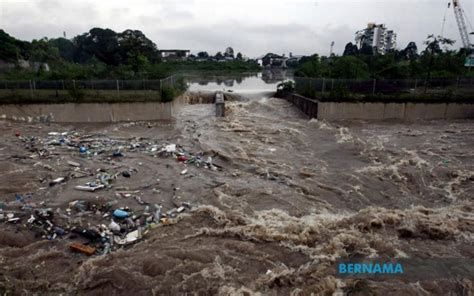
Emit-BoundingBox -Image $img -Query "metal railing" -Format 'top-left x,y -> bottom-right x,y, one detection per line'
0,75 -> 179,91
294,76 -> 474,96
0,75 -> 182,103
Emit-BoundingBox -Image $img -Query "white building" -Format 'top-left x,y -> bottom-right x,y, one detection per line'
385,30 -> 397,52
356,23 -> 397,54
158,49 -> 190,60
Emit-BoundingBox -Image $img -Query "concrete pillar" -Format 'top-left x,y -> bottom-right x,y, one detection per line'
215,92 -> 225,117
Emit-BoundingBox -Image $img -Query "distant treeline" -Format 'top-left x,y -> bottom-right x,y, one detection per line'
0,28 -> 260,80
2,28 -> 472,81
295,36 -> 474,79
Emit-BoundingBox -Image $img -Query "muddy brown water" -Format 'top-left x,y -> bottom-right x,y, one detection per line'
0,94 -> 473,295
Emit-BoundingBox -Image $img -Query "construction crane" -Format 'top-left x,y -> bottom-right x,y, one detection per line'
443,0 -> 474,67
452,0 -> 473,50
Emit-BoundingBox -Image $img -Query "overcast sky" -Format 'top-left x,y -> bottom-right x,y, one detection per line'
1,0 -> 473,57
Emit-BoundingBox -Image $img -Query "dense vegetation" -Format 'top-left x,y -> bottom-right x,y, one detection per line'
295,36 -> 473,79
2,28 -> 472,82
0,28 -> 260,80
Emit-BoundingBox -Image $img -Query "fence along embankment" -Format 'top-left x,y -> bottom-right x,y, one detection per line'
277,77 -> 474,120
0,76 -> 186,122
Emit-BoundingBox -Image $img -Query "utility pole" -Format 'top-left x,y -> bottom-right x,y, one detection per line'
330,41 -> 335,56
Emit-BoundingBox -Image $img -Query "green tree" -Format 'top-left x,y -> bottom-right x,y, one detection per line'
215,51 -> 223,60
422,35 -> 455,87
294,54 -> 329,77
30,38 -> 61,63
371,53 -> 401,78
197,51 -> 209,58
359,43 -> 374,56
224,47 -> 234,58
331,56 -> 369,79
343,42 -> 359,56
118,29 -> 158,65
401,42 -> 418,60
0,30 -> 20,61
49,38 -> 74,61
429,50 -> 465,78
128,54 -> 150,73
73,28 -> 121,65
0,29 -> 31,62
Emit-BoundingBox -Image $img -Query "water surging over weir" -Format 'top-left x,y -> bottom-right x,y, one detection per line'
0,94 -> 473,295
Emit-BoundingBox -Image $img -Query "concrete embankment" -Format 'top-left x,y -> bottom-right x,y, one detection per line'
278,92 -> 474,120
0,91 -> 230,123
0,95 -> 187,123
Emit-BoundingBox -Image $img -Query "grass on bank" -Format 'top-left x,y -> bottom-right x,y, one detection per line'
294,88 -> 474,104
0,86 -> 181,104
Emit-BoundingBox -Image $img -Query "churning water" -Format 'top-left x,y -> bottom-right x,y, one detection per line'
0,89 -> 472,294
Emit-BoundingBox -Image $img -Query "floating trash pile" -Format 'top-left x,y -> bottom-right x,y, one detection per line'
18,131 -> 219,170
1,129 -> 221,256
1,191 -> 194,256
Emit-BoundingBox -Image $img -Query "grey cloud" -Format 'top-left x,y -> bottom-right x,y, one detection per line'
139,14 -> 164,27
1,0 -> 100,40
155,21 -> 353,57
109,7 -> 131,20
163,9 -> 194,21
35,0 -> 61,10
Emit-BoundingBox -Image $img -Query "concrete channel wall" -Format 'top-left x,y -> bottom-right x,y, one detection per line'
278,92 -> 474,120
282,92 -> 319,117
319,102 -> 474,120
0,95 -> 186,123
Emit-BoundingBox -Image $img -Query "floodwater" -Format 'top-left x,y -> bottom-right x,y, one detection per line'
0,87 -> 473,294
186,70 -> 292,92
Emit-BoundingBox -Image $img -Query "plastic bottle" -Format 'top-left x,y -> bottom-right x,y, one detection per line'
109,219 -> 121,233
153,204 -> 162,221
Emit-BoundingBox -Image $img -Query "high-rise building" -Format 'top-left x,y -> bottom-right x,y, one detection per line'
385,30 -> 397,52
355,23 -> 397,54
